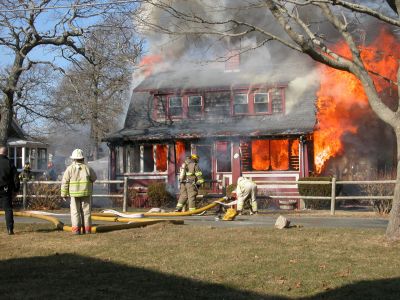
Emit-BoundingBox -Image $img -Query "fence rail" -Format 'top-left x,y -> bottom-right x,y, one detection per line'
16,178 -> 395,215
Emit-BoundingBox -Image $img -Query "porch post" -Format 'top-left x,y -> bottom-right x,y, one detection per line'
232,141 -> 241,186
168,143 -> 177,189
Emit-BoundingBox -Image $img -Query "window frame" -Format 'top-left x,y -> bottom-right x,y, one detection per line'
167,95 -> 184,118
187,95 -> 203,117
233,93 -> 249,115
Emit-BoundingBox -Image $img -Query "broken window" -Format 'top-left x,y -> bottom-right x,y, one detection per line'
233,93 -> 248,114
154,96 -> 167,120
270,88 -> 283,113
168,96 -> 183,117
143,145 -> 154,172
216,141 -> 231,172
188,95 -> 202,117
155,144 -> 168,172
254,93 -> 269,113
249,139 -> 296,171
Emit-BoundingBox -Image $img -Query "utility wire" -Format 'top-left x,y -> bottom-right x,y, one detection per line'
0,0 -> 139,13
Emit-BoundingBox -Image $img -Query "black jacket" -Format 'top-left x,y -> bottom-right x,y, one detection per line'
0,154 -> 20,195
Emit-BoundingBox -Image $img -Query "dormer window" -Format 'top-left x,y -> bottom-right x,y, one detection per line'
233,93 -> 248,114
254,93 -> 269,113
188,95 -> 202,116
168,96 -> 183,117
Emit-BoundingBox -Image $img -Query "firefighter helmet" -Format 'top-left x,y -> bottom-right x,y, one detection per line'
70,149 -> 84,160
190,154 -> 199,161
23,162 -> 31,170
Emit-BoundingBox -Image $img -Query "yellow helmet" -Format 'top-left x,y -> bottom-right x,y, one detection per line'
190,154 -> 199,161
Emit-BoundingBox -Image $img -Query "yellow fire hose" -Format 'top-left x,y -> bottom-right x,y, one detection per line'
92,197 -> 227,218
0,211 -> 184,234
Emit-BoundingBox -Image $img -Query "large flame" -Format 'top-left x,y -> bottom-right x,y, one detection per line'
251,139 -> 289,171
175,141 -> 186,167
314,28 -> 399,174
155,144 -> 167,172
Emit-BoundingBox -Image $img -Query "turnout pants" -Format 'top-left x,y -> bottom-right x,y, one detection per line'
70,196 -> 92,234
237,184 -> 258,212
0,194 -> 14,231
177,183 -> 198,211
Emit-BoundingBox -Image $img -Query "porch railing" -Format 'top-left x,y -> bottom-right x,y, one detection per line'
16,177 -> 395,215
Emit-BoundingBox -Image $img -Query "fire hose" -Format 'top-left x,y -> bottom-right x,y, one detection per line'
0,211 -> 183,233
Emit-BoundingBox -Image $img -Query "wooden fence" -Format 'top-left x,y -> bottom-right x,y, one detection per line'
17,177 -> 395,215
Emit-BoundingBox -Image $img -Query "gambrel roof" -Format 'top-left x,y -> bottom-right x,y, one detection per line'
105,66 -> 318,143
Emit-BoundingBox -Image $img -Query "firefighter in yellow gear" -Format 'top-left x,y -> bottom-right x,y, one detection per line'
175,154 -> 204,212
236,176 -> 258,215
61,149 -> 97,234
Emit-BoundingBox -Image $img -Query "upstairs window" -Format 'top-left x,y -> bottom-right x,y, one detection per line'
233,93 -> 248,114
168,96 -> 183,117
254,93 -> 269,113
188,95 -> 202,117
270,88 -> 283,113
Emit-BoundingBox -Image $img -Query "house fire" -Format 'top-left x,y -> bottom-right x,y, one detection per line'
104,57 -> 318,207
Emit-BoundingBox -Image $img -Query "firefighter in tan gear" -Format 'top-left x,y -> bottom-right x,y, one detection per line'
235,177 -> 258,215
61,149 -> 97,234
175,154 -> 205,212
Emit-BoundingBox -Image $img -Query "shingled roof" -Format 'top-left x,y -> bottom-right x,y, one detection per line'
105,66 -> 318,143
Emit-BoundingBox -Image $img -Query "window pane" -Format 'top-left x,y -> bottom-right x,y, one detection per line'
143,145 -> 154,172
188,96 -> 202,106
254,93 -> 268,103
16,147 -> 23,169
169,97 -> 182,107
37,148 -> 47,170
216,142 -> 231,172
234,94 -> 248,114
234,94 -> 248,104
254,93 -> 269,113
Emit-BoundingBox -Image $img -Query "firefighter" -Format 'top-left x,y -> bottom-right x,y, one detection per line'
175,154 -> 204,212
0,145 -> 20,235
235,176 -> 258,215
61,149 -> 97,235
19,162 -> 34,181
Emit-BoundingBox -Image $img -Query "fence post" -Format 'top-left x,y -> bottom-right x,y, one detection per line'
123,177 -> 128,212
22,178 -> 27,210
330,177 -> 336,215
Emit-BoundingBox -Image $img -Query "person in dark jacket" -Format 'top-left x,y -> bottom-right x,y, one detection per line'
0,145 -> 20,235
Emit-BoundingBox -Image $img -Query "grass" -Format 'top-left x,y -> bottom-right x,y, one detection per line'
0,222 -> 399,299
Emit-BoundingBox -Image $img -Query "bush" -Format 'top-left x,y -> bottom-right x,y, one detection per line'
361,171 -> 394,215
147,182 -> 175,208
28,183 -> 63,210
298,176 -> 342,209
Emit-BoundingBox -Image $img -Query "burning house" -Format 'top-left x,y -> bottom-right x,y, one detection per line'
104,56 -> 319,206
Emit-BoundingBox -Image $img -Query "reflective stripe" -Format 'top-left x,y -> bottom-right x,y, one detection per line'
189,208 -> 196,211
195,171 -> 202,176
176,203 -> 183,208
197,179 -> 204,184
186,172 -> 193,176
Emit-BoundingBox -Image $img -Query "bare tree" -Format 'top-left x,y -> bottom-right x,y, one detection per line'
0,0 -> 137,145
52,15 -> 143,160
137,0 -> 400,239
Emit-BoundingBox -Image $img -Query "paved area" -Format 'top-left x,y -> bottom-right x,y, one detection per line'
1,211 -> 388,229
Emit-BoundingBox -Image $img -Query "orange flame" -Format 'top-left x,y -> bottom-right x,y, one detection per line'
251,139 -> 289,171
175,141 -> 186,167
139,55 -> 162,77
314,28 -> 399,174
155,144 -> 167,172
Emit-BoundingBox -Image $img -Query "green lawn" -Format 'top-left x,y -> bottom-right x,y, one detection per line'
0,223 -> 399,299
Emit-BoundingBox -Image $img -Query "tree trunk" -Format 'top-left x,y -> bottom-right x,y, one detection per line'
0,93 -> 14,145
386,129 -> 400,240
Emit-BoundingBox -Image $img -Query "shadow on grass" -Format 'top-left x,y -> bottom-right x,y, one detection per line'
0,254 -> 399,300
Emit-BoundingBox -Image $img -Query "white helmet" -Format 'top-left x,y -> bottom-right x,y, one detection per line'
70,149 -> 84,160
